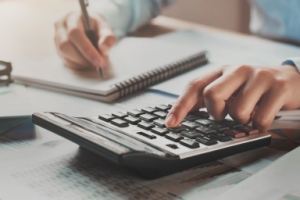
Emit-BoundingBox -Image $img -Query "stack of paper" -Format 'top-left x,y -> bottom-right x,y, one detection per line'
271,110 -> 300,130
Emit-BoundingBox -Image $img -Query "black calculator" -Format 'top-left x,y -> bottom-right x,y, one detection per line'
32,103 -> 271,179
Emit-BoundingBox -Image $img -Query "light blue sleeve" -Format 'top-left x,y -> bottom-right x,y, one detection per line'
89,0 -> 177,39
249,0 -> 300,43
249,0 -> 300,72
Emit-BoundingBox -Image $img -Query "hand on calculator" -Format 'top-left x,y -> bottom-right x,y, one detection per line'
166,64 -> 300,132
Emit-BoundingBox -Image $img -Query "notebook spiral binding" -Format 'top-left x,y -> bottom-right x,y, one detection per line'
114,51 -> 208,99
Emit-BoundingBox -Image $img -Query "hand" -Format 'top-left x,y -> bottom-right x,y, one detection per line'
165,64 -> 300,132
54,11 -> 116,70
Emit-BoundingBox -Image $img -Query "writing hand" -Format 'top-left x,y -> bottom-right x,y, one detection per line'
54,11 -> 116,70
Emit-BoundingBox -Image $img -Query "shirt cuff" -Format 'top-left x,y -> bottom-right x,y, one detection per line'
87,1 -> 128,40
282,57 -> 300,73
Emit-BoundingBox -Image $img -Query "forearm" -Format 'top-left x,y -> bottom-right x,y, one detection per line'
89,0 -> 177,39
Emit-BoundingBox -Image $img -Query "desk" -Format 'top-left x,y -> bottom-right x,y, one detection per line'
0,0 -> 291,199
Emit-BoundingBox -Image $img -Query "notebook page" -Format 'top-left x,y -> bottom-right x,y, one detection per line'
216,146 -> 300,200
12,37 -> 201,96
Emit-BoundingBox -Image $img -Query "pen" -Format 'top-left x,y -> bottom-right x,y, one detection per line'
78,0 -> 104,78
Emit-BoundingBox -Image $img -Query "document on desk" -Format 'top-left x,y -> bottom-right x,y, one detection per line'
151,30 -> 300,96
0,138 -> 285,200
216,146 -> 300,200
0,119 -> 62,155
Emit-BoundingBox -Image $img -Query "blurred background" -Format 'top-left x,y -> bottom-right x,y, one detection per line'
0,0 -> 252,63
163,0 -> 251,34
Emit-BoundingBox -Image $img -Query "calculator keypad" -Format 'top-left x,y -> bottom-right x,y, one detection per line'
97,104 -> 261,158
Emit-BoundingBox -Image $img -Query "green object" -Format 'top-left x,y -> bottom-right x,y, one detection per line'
0,116 -> 31,136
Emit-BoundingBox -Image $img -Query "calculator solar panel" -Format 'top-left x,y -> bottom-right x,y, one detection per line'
32,103 -> 271,179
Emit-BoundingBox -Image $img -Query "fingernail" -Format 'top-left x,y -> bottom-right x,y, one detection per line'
92,58 -> 102,68
165,114 -> 176,127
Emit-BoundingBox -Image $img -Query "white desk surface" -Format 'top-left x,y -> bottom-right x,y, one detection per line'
0,0 -> 296,199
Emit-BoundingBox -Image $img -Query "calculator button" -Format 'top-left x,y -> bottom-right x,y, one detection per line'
112,112 -> 128,118
195,136 -> 218,145
223,129 -> 246,139
191,111 -> 210,119
180,139 -> 199,149
185,114 -> 199,121
151,127 -> 169,136
166,144 -> 178,149
137,121 -> 155,130
98,114 -> 115,122
167,126 -> 188,133
181,121 -> 201,129
152,119 -> 166,127
153,111 -> 168,119
180,131 -> 203,139
196,126 -> 217,134
195,119 -> 215,126
136,132 -> 156,139
165,133 -> 184,142
237,126 -> 259,135
110,119 -> 129,127
196,111 -> 209,119
139,114 -> 158,122
210,124 -> 229,132
221,119 -> 242,129
124,116 -> 141,125
127,109 -> 144,117
155,104 -> 171,111
141,107 -> 157,114
210,133 -> 232,142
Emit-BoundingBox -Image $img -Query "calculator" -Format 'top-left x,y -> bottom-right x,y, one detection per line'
32,103 -> 271,179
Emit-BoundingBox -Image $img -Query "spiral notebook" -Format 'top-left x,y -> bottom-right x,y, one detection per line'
12,37 -> 207,102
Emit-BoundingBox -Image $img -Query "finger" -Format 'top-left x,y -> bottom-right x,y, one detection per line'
203,65 -> 251,120
65,13 -> 104,68
63,58 -> 87,70
228,70 -> 273,124
165,70 -> 221,127
96,17 -> 116,66
97,28 -> 113,67
252,88 -> 287,132
55,23 -> 92,68
54,20 -> 66,57
98,28 -> 116,57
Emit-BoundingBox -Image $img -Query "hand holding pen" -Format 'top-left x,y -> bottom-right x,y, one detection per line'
54,0 -> 116,77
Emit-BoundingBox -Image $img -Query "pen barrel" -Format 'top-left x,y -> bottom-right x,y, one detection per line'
86,30 -> 98,50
